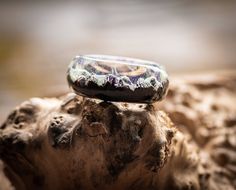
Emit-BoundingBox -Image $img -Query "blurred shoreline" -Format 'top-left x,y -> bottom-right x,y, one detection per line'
0,0 -> 236,122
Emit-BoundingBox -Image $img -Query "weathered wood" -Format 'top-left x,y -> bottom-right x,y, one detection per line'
0,72 -> 235,190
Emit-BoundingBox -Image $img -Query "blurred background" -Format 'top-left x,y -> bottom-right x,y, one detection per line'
0,0 -> 236,122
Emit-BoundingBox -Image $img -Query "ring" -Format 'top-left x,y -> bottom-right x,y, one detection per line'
67,54 -> 169,103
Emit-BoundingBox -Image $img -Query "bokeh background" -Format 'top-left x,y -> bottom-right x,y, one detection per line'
0,0 -> 236,122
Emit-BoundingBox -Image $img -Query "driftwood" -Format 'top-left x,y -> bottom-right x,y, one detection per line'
0,72 -> 235,190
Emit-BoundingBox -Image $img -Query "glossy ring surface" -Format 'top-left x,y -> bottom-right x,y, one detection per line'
67,54 -> 169,103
